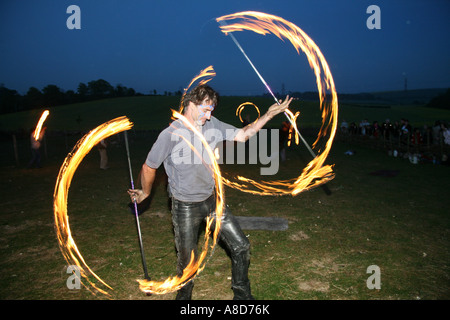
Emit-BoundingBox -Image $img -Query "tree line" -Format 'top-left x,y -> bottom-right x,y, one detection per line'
0,79 -> 182,114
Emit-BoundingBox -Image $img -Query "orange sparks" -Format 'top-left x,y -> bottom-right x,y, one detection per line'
33,110 -> 49,140
137,109 -> 225,295
53,116 -> 133,296
217,11 -> 338,196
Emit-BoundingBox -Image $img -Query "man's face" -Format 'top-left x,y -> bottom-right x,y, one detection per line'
194,98 -> 215,126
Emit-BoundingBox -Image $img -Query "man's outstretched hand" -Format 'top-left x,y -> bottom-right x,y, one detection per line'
266,95 -> 294,120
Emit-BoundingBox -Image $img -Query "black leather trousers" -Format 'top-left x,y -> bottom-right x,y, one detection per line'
171,194 -> 253,300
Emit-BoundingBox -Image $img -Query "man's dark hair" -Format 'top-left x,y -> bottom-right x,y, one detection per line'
182,85 -> 219,112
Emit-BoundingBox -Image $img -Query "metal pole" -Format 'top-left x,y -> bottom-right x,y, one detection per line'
218,20 -> 317,159
124,131 -> 150,280
219,20 -> 332,195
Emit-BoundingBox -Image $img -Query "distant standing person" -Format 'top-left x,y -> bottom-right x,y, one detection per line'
28,127 -> 46,168
279,121 -> 291,162
97,139 -> 109,169
442,123 -> 450,146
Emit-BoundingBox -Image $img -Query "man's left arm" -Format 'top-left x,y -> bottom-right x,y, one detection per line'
234,96 -> 293,143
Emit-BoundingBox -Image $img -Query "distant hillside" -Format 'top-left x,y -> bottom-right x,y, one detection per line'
425,88 -> 450,109
1,91 -> 448,133
288,88 -> 448,106
370,88 -> 448,105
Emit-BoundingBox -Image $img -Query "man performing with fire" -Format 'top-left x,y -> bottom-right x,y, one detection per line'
128,85 -> 292,300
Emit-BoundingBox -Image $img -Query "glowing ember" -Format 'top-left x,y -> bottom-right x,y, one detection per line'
33,110 -> 49,140
53,116 -> 133,295
217,11 -> 338,195
137,110 -> 225,295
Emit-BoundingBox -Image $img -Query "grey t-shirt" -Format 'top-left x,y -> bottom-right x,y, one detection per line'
146,116 -> 238,202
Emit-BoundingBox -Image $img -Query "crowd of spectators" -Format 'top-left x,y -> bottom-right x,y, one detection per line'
340,118 -> 449,145
339,118 -> 450,165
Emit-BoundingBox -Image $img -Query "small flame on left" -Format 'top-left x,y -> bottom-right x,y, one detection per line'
33,110 -> 49,140
53,116 -> 133,296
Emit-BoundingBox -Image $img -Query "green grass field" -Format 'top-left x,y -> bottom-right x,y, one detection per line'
2,95 -> 449,133
0,96 -> 449,300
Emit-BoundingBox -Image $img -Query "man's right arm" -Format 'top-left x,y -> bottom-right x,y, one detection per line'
128,164 -> 156,204
128,126 -> 173,204
234,96 -> 293,142
140,164 -> 157,200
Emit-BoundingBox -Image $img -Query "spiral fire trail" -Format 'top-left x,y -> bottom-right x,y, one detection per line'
236,102 -> 260,123
217,11 -> 339,196
53,10 -> 339,296
53,116 -> 133,295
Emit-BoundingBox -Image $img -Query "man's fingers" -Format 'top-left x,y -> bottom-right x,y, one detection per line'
128,189 -> 140,202
282,97 -> 293,110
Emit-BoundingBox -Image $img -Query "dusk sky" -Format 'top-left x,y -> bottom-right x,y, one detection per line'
1,0 -> 449,96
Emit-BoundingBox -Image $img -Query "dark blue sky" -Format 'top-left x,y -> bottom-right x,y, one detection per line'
1,0 -> 449,96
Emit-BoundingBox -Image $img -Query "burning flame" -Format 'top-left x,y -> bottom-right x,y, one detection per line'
285,109 -> 300,147
217,11 -> 338,195
53,116 -> 133,296
34,110 -> 49,140
137,110 -> 225,295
